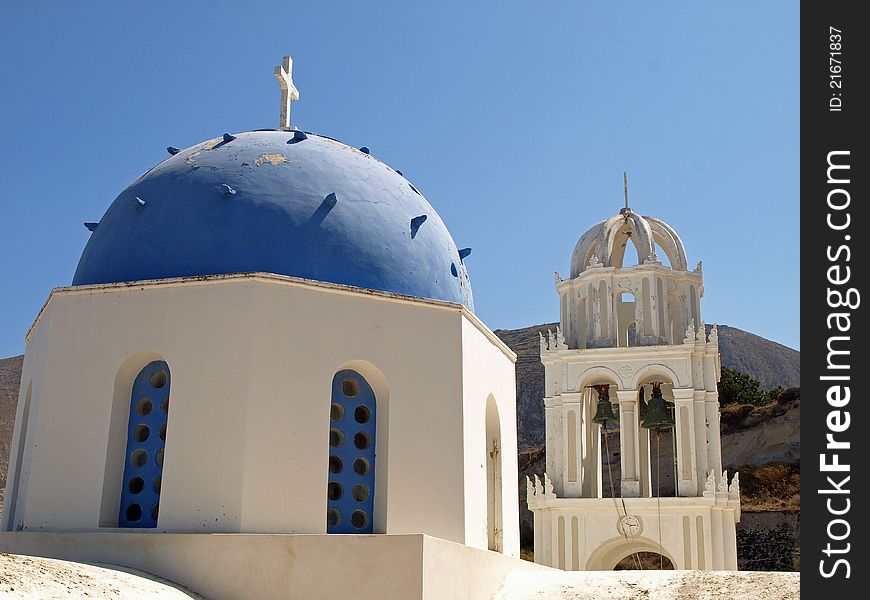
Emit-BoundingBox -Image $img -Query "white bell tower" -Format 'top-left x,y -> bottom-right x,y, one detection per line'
527,186 -> 740,571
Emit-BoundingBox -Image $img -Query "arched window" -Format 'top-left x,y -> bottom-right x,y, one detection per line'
119,360 -> 170,528
327,369 -> 376,533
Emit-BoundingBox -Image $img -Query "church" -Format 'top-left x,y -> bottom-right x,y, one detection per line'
1,56 -> 738,598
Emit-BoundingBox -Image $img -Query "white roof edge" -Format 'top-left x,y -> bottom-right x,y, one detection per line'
25,272 -> 516,361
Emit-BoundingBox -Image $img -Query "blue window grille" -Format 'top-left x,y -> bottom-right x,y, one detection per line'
327,370 -> 376,533
118,360 -> 170,528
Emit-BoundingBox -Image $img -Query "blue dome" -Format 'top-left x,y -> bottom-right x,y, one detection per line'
74,130 -> 473,310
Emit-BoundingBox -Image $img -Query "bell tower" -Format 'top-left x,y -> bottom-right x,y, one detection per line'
527,192 -> 740,571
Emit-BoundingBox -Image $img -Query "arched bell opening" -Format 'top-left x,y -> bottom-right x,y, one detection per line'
637,379 -> 678,498
589,383 -> 621,499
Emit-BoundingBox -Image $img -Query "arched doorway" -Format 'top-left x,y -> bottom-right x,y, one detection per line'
614,551 -> 676,570
485,395 -> 503,552
586,536 -> 677,570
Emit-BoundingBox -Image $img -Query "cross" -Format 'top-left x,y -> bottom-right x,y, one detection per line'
623,171 -> 629,210
274,55 -> 300,130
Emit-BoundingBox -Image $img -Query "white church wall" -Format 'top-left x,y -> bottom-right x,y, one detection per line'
460,316 -> 520,557
4,274 -> 518,553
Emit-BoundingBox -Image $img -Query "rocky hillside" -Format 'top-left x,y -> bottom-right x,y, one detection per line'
494,322 -> 799,450
0,355 -> 23,509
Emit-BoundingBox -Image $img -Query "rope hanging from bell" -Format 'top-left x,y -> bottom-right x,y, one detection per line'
640,382 -> 675,430
591,384 -> 618,424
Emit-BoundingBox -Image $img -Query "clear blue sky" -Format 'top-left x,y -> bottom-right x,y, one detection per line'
0,2 -> 799,358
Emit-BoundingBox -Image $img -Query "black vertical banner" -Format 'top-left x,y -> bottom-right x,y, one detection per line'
802,2 -> 868,596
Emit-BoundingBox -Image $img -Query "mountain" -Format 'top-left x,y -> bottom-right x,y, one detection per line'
0,355 -> 24,510
494,322 -> 799,451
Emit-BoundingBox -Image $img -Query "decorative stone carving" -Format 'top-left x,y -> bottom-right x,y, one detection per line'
547,329 -> 555,352
539,332 -> 547,355
696,321 -> 707,343
619,364 -> 634,380
555,326 -> 568,350
694,260 -> 703,274
717,470 -> 729,495
617,276 -> 631,290
587,254 -> 604,268
554,271 -> 562,285
707,323 -> 719,350
728,472 -> 740,499
526,476 -> 534,499
684,319 -> 696,344
543,473 -> 555,497
534,474 -> 543,497
702,471 -> 716,497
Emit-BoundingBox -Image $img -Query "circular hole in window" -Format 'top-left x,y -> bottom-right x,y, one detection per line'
352,484 -> 370,503
128,477 -> 144,494
354,406 -> 371,424
342,379 -> 359,397
134,425 -> 150,443
351,510 -> 369,529
330,403 -> 345,421
354,432 -> 371,450
353,458 -> 370,476
329,455 -> 343,474
130,449 -> 148,468
151,371 -> 167,389
125,503 -> 142,522
329,428 -> 344,448
161,398 -> 169,413
153,476 -> 162,494
159,424 -> 166,441
151,503 -> 160,522
155,448 -> 165,467
136,398 -> 152,417
327,482 -> 343,501
327,508 -> 341,528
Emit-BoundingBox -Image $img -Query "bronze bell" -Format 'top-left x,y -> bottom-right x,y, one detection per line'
638,385 -> 648,420
591,384 -> 618,424
641,382 -> 675,430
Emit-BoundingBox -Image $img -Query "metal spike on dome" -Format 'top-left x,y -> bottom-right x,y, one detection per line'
459,248 -> 472,260
221,184 -> 236,196
167,146 -> 181,156
410,214 -> 427,239
222,133 -> 236,143
134,196 -> 146,207
359,146 -> 370,154
287,130 -> 307,143
396,170 -> 403,176
84,222 -> 99,232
